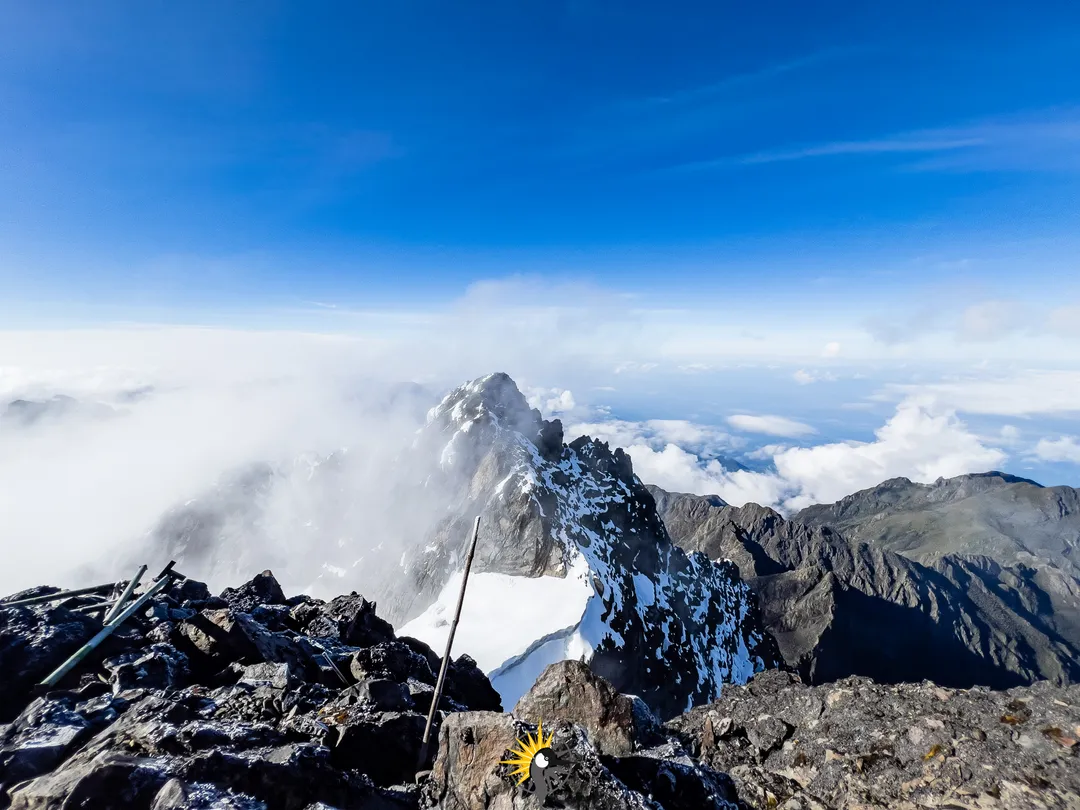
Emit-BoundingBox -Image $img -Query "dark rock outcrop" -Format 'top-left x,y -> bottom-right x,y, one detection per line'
651,486 -> 1080,689
5,572 -> 1078,810
0,573 -> 500,809
0,604 -> 100,721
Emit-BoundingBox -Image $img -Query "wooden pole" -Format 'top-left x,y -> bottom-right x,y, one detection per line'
416,515 -> 482,772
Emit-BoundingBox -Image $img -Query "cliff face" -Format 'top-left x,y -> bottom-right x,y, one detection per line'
651,486 -> 1080,689
395,374 -> 779,718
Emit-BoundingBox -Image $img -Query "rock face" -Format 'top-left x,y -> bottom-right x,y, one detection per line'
513,661 -> 639,757
795,472 -> 1080,667
396,375 -> 778,719
651,486 -> 1080,689
794,472 -> 1080,574
142,373 -> 779,720
667,669 -> 1080,810
420,711 -> 741,810
0,570 -> 500,809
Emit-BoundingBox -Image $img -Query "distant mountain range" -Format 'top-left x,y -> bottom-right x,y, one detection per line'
652,472 -> 1080,689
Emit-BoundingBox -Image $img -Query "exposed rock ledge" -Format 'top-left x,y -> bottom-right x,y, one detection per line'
2,573 -> 1077,810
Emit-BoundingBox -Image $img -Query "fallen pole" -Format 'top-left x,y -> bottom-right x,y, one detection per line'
39,573 -> 175,688
417,515 -> 482,771
104,564 -> 147,624
1,583 -> 115,608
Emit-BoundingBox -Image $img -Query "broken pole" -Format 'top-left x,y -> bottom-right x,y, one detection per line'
417,514 -> 482,772
0,583 -> 115,608
39,573 -> 175,688
104,564 -> 147,624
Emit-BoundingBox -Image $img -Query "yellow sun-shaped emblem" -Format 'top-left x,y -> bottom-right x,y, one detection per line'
500,721 -> 554,785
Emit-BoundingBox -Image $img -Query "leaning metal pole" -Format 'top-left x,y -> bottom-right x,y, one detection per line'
38,573 -> 175,688
103,564 -> 147,624
0,583 -> 115,607
417,515 -> 482,771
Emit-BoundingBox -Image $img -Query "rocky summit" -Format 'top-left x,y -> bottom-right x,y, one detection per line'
0,570 -> 500,809
3,573 -> 1079,810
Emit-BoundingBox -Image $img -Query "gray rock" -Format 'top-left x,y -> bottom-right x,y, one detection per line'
420,712 -> 655,810
667,671 -> 1080,810
8,751 -> 172,810
150,778 -> 268,809
514,660 -> 636,756
220,571 -> 288,614
0,604 -> 99,721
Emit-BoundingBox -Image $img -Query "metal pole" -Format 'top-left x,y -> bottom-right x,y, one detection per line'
417,515 -> 482,771
103,565 -> 147,624
1,583 -> 115,608
39,574 -> 174,688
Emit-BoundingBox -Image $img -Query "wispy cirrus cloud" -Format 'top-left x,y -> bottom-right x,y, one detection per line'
631,48 -> 853,109
670,109 -> 1080,173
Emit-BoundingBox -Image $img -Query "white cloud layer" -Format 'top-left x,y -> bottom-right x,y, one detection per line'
0,282 -> 1078,593
727,414 -> 816,437
570,396 -> 1008,513
1032,436 -> 1080,463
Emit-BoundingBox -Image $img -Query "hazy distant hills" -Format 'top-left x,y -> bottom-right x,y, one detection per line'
651,476 -> 1080,690
0,395 -> 118,428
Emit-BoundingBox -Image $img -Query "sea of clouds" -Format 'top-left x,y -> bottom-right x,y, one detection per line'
2,279 -> 1079,594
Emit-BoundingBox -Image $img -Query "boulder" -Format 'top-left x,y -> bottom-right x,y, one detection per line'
513,660 -> 635,756
446,655 -> 502,714
168,579 -> 212,605
350,642 -> 434,685
421,713 -> 653,810
104,644 -> 190,692
177,609 -> 316,681
323,594 -> 395,648
0,697 -> 91,787
180,743 -> 412,810
327,710 -> 428,786
332,679 -> 412,713
150,778 -> 267,809
8,751 -> 171,810
236,662 -> 299,691
220,571 -> 288,613
0,605 -> 98,720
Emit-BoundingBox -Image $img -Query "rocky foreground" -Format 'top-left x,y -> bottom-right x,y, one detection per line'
2,572 -> 1079,810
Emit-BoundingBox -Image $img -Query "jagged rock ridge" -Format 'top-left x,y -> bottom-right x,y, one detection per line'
140,373 -> 778,720
396,374 -> 779,718
0,569 -> 500,809
650,485 -> 1080,689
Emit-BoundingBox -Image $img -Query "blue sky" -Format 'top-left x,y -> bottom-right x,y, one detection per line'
2,2 -> 1080,504
3,1 -> 1080,311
